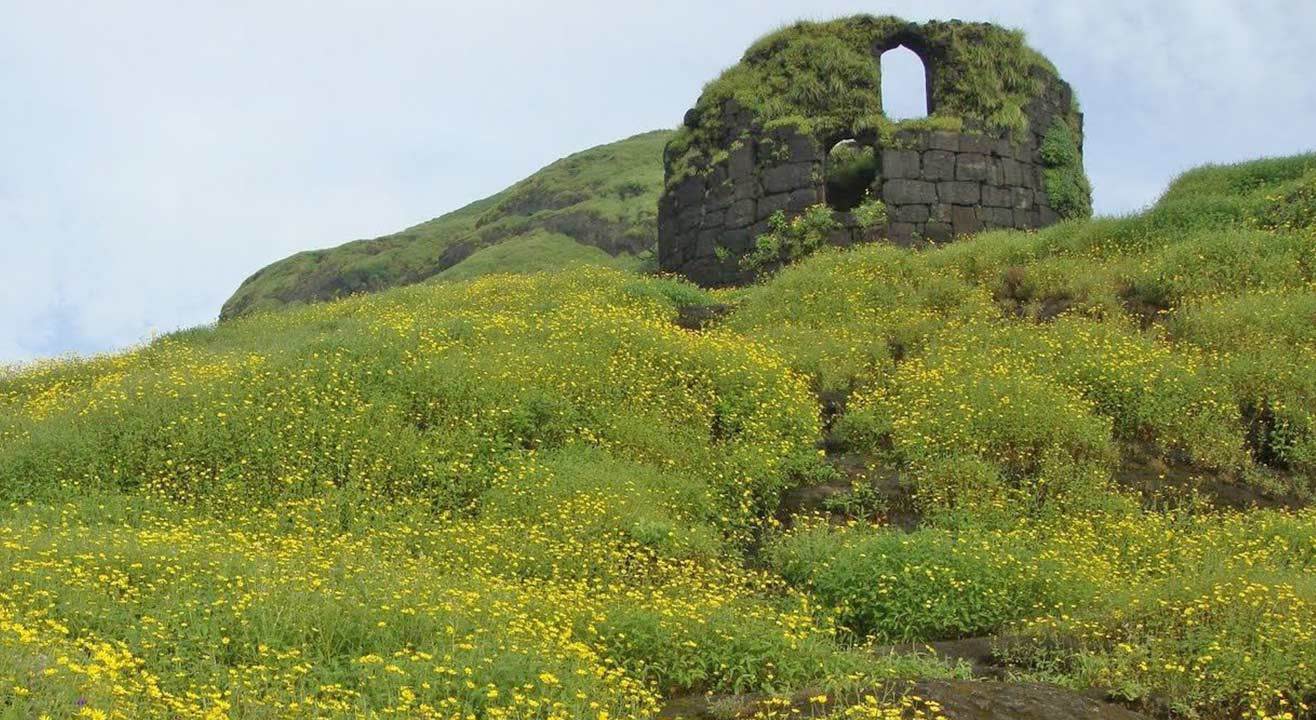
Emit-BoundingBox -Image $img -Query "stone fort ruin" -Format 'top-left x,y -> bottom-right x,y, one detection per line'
658,16 -> 1090,286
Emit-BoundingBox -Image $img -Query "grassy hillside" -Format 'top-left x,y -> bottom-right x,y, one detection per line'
219,130 -> 671,320
3,153 -> 1316,720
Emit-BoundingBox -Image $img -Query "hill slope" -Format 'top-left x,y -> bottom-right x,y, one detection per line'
219,130 -> 671,320
3,153 -> 1316,720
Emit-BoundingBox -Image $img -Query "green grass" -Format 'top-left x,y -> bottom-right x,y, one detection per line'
431,231 -> 646,283
219,130 -> 672,320
4,152 -> 1316,719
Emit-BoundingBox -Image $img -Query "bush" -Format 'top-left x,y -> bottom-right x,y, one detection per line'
1253,167 -> 1316,233
767,523 -> 1093,642
852,194 -> 889,230
742,205 -> 841,272
1040,118 -> 1093,219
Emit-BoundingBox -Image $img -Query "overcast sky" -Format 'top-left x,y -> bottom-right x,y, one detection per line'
2,1 -> 1313,364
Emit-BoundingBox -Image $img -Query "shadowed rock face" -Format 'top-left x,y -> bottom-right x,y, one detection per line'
658,680 -> 1152,720
909,680 -> 1150,720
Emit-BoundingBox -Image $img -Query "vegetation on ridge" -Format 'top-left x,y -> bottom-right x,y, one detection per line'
2,152 -> 1316,719
220,130 -> 671,321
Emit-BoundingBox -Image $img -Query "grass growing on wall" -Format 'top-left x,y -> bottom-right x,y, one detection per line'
668,15 -> 1066,184
1040,118 -> 1094,219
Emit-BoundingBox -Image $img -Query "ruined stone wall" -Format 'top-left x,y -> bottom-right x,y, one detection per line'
846,120 -> 1067,246
657,18 -> 1085,287
659,80 -> 1077,286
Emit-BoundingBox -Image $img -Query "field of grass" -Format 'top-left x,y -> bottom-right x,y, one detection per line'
3,153 -> 1315,720
219,130 -> 671,321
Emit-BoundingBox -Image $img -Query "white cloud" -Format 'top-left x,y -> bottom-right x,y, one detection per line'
1,0 -> 1313,362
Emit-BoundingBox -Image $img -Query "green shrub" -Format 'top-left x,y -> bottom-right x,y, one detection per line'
742,205 -> 841,272
1253,168 -> 1316,233
852,195 -> 889,230
767,523 -> 1092,642
1040,118 -> 1093,219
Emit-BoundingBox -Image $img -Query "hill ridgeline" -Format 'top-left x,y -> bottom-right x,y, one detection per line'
220,130 -> 671,320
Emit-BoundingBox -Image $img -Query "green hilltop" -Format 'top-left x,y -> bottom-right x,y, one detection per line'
4,149 -> 1316,719
220,130 -> 672,320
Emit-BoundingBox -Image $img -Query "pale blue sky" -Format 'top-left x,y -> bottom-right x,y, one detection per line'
2,0 -> 1314,364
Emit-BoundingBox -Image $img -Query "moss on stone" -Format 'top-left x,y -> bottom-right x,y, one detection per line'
672,15 -> 1065,178
1040,118 -> 1094,219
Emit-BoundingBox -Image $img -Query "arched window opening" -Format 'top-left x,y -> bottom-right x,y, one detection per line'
825,139 -> 878,212
880,45 -> 929,119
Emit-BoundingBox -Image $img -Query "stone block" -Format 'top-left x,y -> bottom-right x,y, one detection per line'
1012,187 -> 1034,209
925,222 -> 953,242
894,204 -> 931,223
988,158 -> 1005,185
960,134 -> 995,155
706,180 -> 734,211
762,163 -> 814,194
881,149 -> 921,179
784,133 -> 820,163
956,154 -> 990,182
695,229 -> 720,256
674,178 -> 704,208
938,181 -> 980,205
993,138 -> 1015,158
1030,145 -> 1045,165
893,130 -> 923,148
982,206 -> 1014,227
734,177 -> 760,201
930,203 -> 952,222
729,144 -> 755,178
720,228 -> 752,253
888,222 -> 917,245
1014,208 -> 1037,228
826,228 -> 856,248
952,205 -> 982,235
727,199 -> 756,228
922,150 -> 956,181
677,208 -> 703,233
982,185 -> 1013,208
787,188 -> 819,212
702,209 -> 725,228
882,178 -> 938,205
758,193 -> 790,218
1001,158 -> 1023,186
927,131 -> 960,151
1039,206 -> 1061,226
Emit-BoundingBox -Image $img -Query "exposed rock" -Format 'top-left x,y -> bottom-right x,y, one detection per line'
673,302 -> 733,331
908,680 -> 1152,720
658,680 -> 1152,720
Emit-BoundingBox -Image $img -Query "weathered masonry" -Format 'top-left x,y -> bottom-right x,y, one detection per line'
658,16 -> 1090,286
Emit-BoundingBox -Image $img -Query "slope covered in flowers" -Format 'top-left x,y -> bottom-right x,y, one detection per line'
2,153 -> 1315,720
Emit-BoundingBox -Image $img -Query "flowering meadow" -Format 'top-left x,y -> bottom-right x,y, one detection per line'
2,154 -> 1316,719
